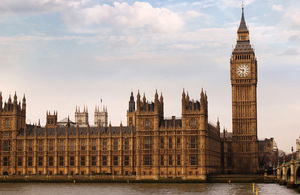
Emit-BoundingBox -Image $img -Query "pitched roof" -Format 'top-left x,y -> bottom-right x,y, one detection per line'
18,124 -> 136,137
238,8 -> 248,32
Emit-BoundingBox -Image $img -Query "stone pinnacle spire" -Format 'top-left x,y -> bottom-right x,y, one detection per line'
238,6 -> 248,33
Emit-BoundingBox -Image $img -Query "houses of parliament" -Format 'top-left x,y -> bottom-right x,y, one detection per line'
0,8 -> 258,180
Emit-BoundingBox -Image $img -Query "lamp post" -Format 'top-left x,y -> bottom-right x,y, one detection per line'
291,146 -> 294,160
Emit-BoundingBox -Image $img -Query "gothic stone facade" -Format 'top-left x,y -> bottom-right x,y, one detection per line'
0,90 -> 225,180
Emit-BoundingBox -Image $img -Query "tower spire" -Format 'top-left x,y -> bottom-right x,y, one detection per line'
238,5 -> 248,33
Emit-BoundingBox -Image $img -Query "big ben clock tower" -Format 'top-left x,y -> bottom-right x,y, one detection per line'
231,7 -> 258,173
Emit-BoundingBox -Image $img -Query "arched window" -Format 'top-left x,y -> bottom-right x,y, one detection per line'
5,119 -> 9,128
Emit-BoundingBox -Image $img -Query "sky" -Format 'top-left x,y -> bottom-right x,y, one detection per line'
0,0 -> 299,153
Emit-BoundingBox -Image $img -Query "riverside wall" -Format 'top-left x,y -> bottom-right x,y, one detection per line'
0,174 -> 277,183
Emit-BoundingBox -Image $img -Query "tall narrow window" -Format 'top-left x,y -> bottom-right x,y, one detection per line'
114,139 -> 119,150
160,155 -> 164,166
169,138 -> 172,149
103,139 -> 107,150
49,156 -> 53,166
3,157 -> 9,166
70,156 -> 75,166
124,156 -> 130,166
102,156 -> 107,166
18,140 -> 23,151
160,138 -> 164,149
38,157 -> 43,166
177,138 -> 181,149
28,157 -> 33,166
144,137 -> 151,149
169,155 -> 173,166
49,140 -> 54,151
81,140 -> 86,151
113,156 -> 118,166
70,140 -> 75,151
92,139 -> 96,151
125,139 -> 130,150
3,140 -> 11,151
177,155 -> 181,166
113,139 -> 119,150
144,155 -> 151,165
59,156 -> 64,166
81,156 -> 85,166
17,157 -> 22,166
190,154 -> 198,165
190,136 -> 197,149
59,140 -> 64,151
228,142 -> 232,153
91,156 -> 96,166
5,119 -> 9,128
28,140 -> 33,151
129,117 -> 133,125
39,140 -> 43,151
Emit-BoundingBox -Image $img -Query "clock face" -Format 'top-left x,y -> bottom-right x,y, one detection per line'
237,64 -> 250,77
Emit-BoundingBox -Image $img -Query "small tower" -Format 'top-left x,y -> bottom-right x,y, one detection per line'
181,89 -> 207,130
75,106 -> 89,125
94,102 -> 108,127
46,111 -> 57,127
127,92 -> 136,126
0,92 -> 26,175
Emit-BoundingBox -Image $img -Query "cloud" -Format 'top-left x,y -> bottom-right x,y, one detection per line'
272,5 -> 283,12
60,1 -> 184,33
191,0 -> 255,8
0,1 -> 184,34
280,48 -> 300,56
185,10 -> 206,18
284,11 -> 300,27
0,0 -> 67,14
169,44 -> 200,50
216,0 -> 256,8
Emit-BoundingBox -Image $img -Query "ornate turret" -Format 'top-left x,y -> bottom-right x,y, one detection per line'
160,92 -> 163,103
216,118 -> 220,131
127,92 -> 137,126
137,90 -> 141,110
75,105 -> 89,125
154,90 -> 158,103
8,94 -> 12,104
186,92 -> 189,102
94,100 -> 108,127
46,111 -> 58,127
200,89 -> 206,114
22,94 -> 26,111
13,92 -> 17,103
128,92 -> 135,113
181,89 -> 186,110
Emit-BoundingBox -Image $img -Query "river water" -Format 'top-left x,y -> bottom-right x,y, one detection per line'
0,183 -> 297,195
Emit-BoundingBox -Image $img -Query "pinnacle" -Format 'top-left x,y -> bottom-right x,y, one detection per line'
238,6 -> 248,32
